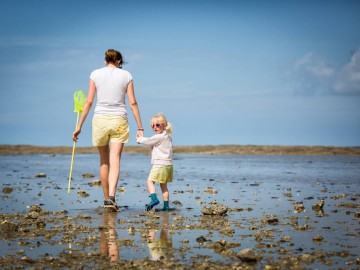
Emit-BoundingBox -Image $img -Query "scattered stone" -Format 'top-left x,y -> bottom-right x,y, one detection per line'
336,202 -> 360,208
0,220 -> 19,233
172,200 -> 183,206
118,186 -> 126,193
355,212 -> 360,218
204,187 -> 218,194
127,225 -> 135,235
29,205 -> 43,212
313,235 -> 324,242
82,173 -> 95,178
262,216 -> 279,225
210,240 -> 241,252
2,187 -> 15,194
78,214 -> 91,219
88,179 -> 101,186
35,173 -> 46,178
25,211 -> 39,219
296,224 -> 312,231
36,220 -> 46,228
294,203 -> 305,213
236,248 -> 262,262
201,204 -> 228,216
196,235 -> 209,244
312,199 -> 324,211
77,190 -> 89,197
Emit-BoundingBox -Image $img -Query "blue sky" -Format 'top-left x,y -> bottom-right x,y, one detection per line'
1,0 -> 360,147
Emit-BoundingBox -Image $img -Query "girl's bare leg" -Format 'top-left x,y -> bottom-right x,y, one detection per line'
160,183 -> 169,201
147,179 -> 156,194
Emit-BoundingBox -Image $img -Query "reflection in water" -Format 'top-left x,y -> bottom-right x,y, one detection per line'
148,212 -> 173,260
100,212 -> 119,262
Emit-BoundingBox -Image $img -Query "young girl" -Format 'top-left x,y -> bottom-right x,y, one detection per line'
136,113 -> 173,211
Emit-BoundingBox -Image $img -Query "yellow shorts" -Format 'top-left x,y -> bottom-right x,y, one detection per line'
148,165 -> 173,183
92,115 -> 129,146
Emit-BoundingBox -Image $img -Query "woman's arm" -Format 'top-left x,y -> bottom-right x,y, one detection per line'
127,80 -> 144,137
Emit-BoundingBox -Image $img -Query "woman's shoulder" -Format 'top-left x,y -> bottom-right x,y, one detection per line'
119,69 -> 132,77
90,67 -> 106,76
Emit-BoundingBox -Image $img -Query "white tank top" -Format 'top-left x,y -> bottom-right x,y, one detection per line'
90,66 -> 132,118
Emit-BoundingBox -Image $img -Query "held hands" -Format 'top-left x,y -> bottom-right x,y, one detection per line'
136,130 -> 143,144
136,129 -> 144,139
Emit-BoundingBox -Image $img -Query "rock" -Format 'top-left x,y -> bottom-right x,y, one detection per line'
82,173 -> 95,178
196,236 -> 209,244
355,212 -> 360,218
36,220 -> 46,228
294,203 -> 305,212
212,240 -> 227,250
172,200 -> 183,206
204,187 -> 218,194
35,173 -> 46,178
312,199 -> 324,211
118,186 -> 126,193
78,214 -> 91,219
236,248 -> 262,262
313,235 -> 324,242
296,224 -> 311,231
88,179 -> 101,186
0,220 -> 19,232
25,211 -> 39,219
201,204 -> 228,216
29,205 -> 43,212
262,216 -> 279,225
77,190 -> 89,197
128,225 -> 135,235
2,187 -> 15,194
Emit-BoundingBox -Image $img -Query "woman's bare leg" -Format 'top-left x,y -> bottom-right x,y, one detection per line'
108,142 -> 124,197
98,145 -> 110,200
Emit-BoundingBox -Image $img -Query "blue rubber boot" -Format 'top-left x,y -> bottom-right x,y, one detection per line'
145,193 -> 159,211
162,201 -> 170,211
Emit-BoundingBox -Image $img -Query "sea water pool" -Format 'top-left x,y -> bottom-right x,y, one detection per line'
0,153 -> 359,269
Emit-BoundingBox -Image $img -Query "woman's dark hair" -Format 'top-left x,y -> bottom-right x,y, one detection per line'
105,49 -> 124,65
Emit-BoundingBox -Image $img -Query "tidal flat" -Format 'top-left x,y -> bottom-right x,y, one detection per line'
0,152 -> 359,269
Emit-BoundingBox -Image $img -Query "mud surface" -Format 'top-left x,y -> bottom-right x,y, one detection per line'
1,153 -> 359,269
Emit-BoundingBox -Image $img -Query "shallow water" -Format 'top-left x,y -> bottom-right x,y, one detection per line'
1,153 -> 360,268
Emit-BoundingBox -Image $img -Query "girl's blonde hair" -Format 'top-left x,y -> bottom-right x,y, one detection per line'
151,113 -> 173,136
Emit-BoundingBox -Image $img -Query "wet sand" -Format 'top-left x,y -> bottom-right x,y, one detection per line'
0,148 -> 359,269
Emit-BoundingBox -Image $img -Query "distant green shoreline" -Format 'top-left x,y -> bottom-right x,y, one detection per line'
1,144 -> 359,156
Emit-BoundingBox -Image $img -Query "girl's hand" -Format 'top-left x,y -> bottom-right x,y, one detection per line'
136,130 -> 143,138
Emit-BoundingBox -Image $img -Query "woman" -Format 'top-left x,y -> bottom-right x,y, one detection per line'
72,49 -> 144,211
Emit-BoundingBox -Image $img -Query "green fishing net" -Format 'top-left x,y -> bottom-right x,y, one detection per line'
73,90 -> 86,113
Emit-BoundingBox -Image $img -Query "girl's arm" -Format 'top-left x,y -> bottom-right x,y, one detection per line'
137,133 -> 163,146
72,79 -> 96,142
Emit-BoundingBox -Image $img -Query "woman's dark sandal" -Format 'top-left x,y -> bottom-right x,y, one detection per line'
103,200 -> 120,212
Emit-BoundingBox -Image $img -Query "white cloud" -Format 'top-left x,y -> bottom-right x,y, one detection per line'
289,53 -> 335,95
294,53 -> 335,78
333,48 -> 360,94
289,49 -> 360,95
